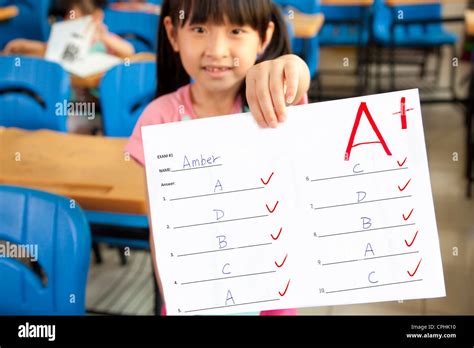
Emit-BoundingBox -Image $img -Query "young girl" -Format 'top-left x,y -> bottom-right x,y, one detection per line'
3,0 -> 134,58
126,0 -> 311,315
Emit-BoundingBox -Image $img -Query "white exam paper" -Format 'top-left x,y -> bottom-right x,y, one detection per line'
142,89 -> 445,315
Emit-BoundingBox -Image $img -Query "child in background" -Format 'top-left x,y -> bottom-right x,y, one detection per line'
125,0 -> 310,315
3,0 -> 135,134
3,0 -> 135,58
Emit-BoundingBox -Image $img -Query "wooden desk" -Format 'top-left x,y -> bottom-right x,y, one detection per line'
0,128 -> 147,214
321,0 -> 373,5
71,52 -> 156,89
0,5 -> 18,21
109,2 -> 160,14
466,9 -> 474,36
70,72 -> 104,89
291,12 -> 325,39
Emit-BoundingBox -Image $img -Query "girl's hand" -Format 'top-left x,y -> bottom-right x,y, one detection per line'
91,12 -> 108,43
246,54 -> 310,128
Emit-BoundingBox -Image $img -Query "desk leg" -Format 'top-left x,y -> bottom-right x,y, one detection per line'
434,46 -> 442,85
356,8 -> 369,95
92,242 -> 103,264
450,44 -> 458,101
466,64 -> 474,197
390,29 -> 396,91
376,45 -> 382,93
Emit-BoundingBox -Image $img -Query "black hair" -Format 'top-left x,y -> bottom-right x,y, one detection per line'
156,0 -> 291,107
55,0 -> 106,17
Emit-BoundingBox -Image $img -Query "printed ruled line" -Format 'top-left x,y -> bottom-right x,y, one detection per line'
177,242 -> 273,257
318,223 -> 416,238
170,187 -> 264,201
311,167 -> 408,182
173,214 -> 268,229
326,279 -> 423,294
181,270 -> 276,285
171,164 -> 223,172
313,195 -> 412,210
185,298 -> 280,313
322,251 -> 419,266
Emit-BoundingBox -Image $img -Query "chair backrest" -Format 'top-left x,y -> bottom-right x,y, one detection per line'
100,62 -> 156,137
0,56 -> 70,132
321,4 -> 370,22
273,0 -> 319,14
373,0 -> 445,41
104,9 -> 159,53
0,185 -> 91,315
318,4 -> 372,47
0,0 -> 51,50
273,0 -> 320,78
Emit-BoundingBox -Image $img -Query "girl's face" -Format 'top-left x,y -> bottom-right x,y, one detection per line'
164,16 -> 274,93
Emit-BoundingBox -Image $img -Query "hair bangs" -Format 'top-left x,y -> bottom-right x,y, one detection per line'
171,0 -> 272,35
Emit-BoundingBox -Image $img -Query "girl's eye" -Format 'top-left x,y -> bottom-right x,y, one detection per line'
231,28 -> 244,35
192,27 -> 206,33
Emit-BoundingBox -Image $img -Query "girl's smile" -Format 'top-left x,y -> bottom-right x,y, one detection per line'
202,65 -> 234,79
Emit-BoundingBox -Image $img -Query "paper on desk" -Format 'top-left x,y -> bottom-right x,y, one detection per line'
45,16 -> 121,77
142,89 -> 445,315
45,16 -> 94,64
61,52 -> 121,78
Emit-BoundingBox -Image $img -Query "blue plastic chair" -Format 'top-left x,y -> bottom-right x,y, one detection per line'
372,0 -> 458,91
0,56 -> 71,132
100,62 -> 156,137
372,0 -> 457,47
0,185 -> 91,315
0,0 -> 51,50
104,8 -> 159,53
273,0 -> 320,79
92,62 -> 155,260
86,211 -> 150,252
318,4 -> 371,46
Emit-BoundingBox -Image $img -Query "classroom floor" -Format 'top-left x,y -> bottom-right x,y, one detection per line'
87,247 -> 155,315
86,4 -> 473,314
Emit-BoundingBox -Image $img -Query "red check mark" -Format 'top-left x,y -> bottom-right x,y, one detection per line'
266,201 -> 279,213
271,227 -> 283,240
278,279 -> 291,297
397,157 -> 407,167
402,208 -> 414,221
398,179 -> 411,192
275,254 -> 288,268
261,172 -> 274,185
405,230 -> 419,247
407,258 -> 422,277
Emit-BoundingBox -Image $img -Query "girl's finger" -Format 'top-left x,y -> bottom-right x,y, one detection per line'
269,62 -> 287,123
246,75 -> 267,128
255,68 -> 278,128
283,62 -> 299,105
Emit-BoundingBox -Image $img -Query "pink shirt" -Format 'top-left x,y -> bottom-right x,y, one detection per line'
125,83 -> 308,165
